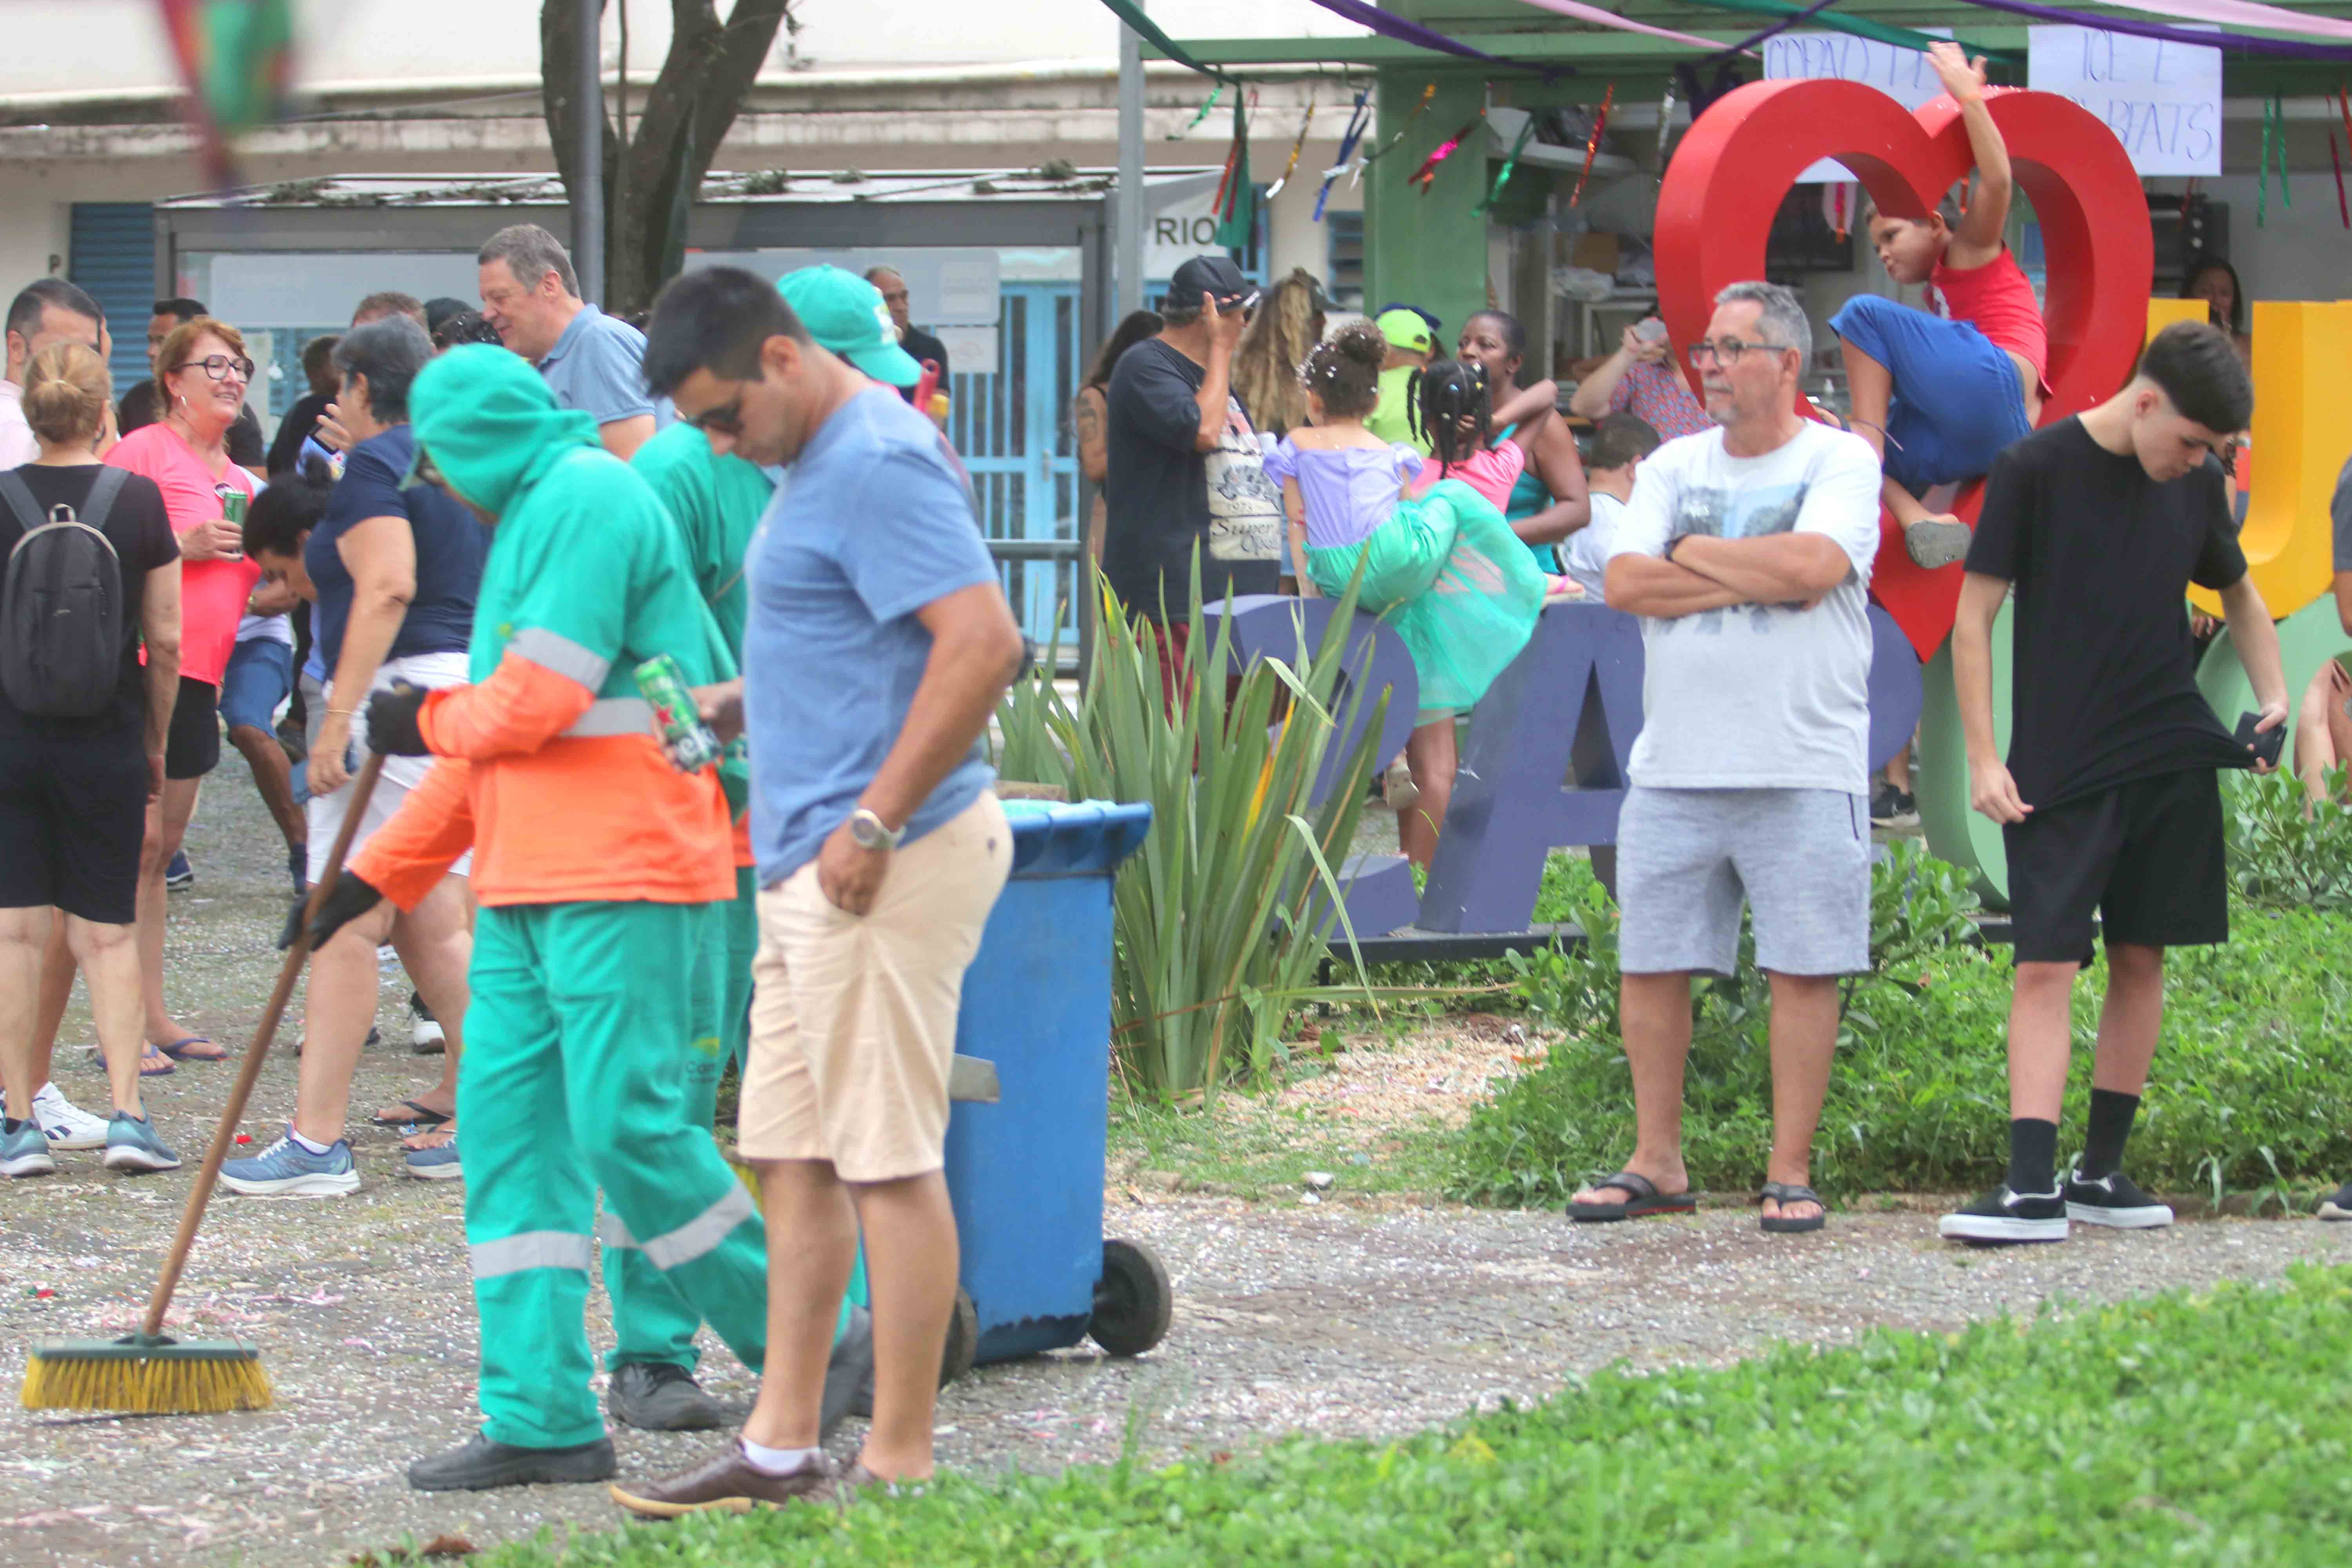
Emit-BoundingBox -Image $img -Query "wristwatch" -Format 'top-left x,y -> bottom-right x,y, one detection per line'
848,808 -> 903,851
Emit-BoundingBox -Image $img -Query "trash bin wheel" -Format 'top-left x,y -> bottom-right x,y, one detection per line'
940,1287 -> 980,1386
1089,1238 -> 1172,1357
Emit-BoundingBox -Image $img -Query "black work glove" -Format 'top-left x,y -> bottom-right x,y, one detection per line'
365,679 -> 432,756
278,873 -> 384,952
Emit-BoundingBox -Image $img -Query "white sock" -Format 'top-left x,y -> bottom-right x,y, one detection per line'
290,1130 -> 335,1156
739,1439 -> 823,1476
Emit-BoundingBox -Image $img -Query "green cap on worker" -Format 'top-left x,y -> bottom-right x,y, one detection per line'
1375,307 -> 1436,357
777,265 -> 924,388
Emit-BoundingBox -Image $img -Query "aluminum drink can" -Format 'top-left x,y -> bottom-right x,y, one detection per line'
633,653 -> 723,772
215,483 -> 247,558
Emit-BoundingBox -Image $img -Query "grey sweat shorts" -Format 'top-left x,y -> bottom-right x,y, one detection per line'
1616,785 -> 1871,978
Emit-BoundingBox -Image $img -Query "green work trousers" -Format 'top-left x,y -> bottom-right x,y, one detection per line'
605,870 -> 861,1374
461,899 -> 769,1450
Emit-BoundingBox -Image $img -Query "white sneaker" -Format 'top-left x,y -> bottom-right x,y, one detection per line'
33,1083 -> 110,1152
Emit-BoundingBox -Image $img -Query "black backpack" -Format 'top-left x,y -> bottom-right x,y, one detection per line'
0,466 -> 129,718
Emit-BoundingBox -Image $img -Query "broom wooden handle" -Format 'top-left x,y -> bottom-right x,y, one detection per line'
142,752 -> 388,1340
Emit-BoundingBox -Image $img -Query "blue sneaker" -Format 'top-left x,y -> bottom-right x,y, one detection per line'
220,1128 -> 358,1196
101,1111 -> 183,1174
3,1119 -> 56,1179
165,850 -> 194,892
403,1132 -> 461,1182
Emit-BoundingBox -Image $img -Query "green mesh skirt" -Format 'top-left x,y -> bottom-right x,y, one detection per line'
1303,478 -> 1549,719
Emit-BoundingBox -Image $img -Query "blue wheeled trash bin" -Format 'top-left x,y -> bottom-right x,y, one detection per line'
941,798 -> 1163,1371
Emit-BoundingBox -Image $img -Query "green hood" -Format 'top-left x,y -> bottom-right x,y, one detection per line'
406,344 -> 599,518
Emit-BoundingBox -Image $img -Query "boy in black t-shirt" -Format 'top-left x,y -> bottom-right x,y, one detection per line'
1941,322 -> 2288,1246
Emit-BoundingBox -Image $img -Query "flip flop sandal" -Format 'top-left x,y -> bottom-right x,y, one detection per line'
2318,1182 -> 2352,1221
1568,1170 -> 1697,1223
95,1042 -> 178,1076
372,1099 -> 452,1129
1759,1181 -> 1828,1234
156,1035 -> 226,1063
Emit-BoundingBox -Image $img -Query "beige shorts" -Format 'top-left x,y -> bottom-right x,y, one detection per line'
737,792 -> 1012,1182
307,651 -> 474,885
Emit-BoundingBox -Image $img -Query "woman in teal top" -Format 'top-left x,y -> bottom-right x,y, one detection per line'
1457,311 -> 1591,573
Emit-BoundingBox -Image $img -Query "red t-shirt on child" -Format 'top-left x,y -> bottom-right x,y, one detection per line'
1931,247 -> 2049,395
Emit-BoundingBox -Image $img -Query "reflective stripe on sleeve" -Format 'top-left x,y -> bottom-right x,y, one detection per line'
508,628 -> 613,690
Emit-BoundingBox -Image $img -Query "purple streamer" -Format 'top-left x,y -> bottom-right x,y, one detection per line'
1303,0 -> 1569,74
1950,0 -> 2352,60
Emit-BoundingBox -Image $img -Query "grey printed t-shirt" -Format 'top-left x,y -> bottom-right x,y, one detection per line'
1605,421 -> 1884,794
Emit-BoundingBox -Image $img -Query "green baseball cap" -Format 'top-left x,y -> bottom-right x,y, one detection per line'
777,265 -> 924,388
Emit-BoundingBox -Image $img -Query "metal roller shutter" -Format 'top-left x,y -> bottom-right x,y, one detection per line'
68,203 -> 156,393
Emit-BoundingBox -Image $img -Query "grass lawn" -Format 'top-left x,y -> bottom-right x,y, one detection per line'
468,1265 -> 2352,1567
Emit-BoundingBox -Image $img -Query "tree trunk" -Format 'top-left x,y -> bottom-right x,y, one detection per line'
541,0 -> 796,315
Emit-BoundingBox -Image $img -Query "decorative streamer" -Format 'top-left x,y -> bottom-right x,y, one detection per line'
2063,0 -> 2352,43
2258,95 -> 2272,225
1410,116 -> 1485,192
1214,93 -> 1258,249
1168,83 -> 1225,142
1096,0 -> 1230,81
1655,78 -> 1681,177
2274,96 -> 2291,207
2339,82 -> 2352,154
1264,98 -> 1317,198
1570,83 -> 1615,207
1211,89 -> 1258,221
1676,0 -> 2018,62
1357,82 -> 1437,178
1302,0 -> 1565,74
156,0 -> 297,188
1314,89 -> 1372,220
1704,0 -> 1848,64
2329,133 -> 2347,230
1512,0 -> 1731,52
1938,0 -> 2352,62
1476,113 -> 1539,212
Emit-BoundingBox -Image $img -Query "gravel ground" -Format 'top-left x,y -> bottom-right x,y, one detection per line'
7,764 -> 2348,1567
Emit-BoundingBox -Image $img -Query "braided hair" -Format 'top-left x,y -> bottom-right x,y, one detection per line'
1410,358 -> 1493,477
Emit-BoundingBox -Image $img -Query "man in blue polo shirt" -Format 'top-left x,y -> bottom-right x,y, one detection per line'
614,265 -> 1023,1519
477,223 -> 657,459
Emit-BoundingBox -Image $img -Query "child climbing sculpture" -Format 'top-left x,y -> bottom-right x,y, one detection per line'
1830,42 -> 2047,571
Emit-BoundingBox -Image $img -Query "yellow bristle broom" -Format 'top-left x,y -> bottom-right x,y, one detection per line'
22,756 -> 386,1414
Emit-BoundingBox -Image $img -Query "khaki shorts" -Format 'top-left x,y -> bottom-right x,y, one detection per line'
737,793 -> 1012,1181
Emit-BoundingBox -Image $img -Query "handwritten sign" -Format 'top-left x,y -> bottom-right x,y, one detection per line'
1762,32 -> 1953,184
2027,26 -> 2220,177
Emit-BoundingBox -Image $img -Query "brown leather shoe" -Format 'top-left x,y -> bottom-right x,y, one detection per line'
608,1443 -> 833,1519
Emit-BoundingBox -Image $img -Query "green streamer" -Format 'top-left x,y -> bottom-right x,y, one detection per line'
2258,96 -> 2272,225
1476,115 -> 1539,214
1673,0 -> 2021,63
1214,95 -> 1256,249
2276,96 -> 2292,208
1170,83 -> 1225,141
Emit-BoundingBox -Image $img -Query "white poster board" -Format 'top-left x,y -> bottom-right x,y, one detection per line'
1762,31 -> 1953,184
2027,26 -> 2220,177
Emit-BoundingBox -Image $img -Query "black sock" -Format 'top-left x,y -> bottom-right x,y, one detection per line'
2078,1089 -> 2141,1182
2007,1118 -> 2059,1196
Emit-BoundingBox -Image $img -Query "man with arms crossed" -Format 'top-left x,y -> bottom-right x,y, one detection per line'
619,266 -> 1023,1514
1941,321 -> 2286,1245
1576,281 -> 1883,1235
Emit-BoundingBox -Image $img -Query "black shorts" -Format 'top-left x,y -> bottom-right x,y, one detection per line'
0,720 -> 150,924
164,675 -> 221,780
2003,769 -> 2228,965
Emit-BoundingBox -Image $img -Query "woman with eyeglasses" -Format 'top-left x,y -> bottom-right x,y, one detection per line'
102,315 -> 263,1069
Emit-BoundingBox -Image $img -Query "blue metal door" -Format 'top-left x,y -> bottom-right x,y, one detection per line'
950,283 -> 1082,647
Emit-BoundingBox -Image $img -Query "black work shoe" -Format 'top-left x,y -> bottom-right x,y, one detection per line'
2065,1170 -> 2174,1229
607,1361 -> 727,1432
825,1305 -> 876,1434
407,1432 -> 616,1492
1938,1183 -> 2067,1245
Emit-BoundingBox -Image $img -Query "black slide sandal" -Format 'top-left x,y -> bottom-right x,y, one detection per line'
1759,1181 -> 1827,1234
1568,1171 -> 1697,1223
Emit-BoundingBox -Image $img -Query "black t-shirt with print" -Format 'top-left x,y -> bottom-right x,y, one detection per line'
1101,338 -> 1282,621
0,463 -> 178,736
1966,417 -> 2250,809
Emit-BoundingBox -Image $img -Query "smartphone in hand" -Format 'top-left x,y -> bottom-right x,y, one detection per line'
2235,710 -> 2286,768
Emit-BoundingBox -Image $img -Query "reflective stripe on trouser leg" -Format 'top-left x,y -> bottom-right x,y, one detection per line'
546,899 -> 769,1374
606,901 -> 726,1373
459,904 -> 603,1450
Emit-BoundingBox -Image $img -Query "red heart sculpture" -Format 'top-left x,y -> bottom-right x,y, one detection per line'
1654,80 -> 2152,659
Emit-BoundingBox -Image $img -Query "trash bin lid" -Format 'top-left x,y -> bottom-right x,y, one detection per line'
1000,798 -> 1154,877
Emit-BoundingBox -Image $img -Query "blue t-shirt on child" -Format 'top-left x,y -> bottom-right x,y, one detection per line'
743,388 -> 1000,886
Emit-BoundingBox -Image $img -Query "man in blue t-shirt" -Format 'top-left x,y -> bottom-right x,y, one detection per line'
477,223 -> 657,460
620,265 -> 1024,1517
